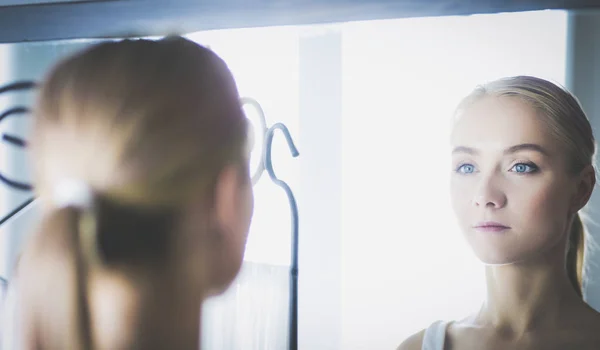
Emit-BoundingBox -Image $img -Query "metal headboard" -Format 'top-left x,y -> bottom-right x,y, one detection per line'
0,80 -> 300,350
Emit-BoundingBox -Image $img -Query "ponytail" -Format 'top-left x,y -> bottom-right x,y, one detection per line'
18,206 -> 94,349
17,195 -> 173,349
566,213 -> 585,297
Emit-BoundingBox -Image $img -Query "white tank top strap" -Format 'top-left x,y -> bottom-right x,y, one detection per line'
421,320 -> 449,350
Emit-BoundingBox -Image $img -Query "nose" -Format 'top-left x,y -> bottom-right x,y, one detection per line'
472,174 -> 507,209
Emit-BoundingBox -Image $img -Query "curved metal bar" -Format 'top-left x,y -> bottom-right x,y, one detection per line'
0,275 -> 7,296
241,97 -> 268,185
0,81 -> 36,95
0,197 -> 34,227
0,106 -> 30,122
0,173 -> 31,192
3,134 -> 27,147
263,122 -> 300,350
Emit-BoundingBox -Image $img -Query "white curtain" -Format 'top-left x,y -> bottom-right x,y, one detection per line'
202,262 -> 290,349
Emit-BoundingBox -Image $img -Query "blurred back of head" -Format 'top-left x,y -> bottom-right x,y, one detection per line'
15,36 -> 253,349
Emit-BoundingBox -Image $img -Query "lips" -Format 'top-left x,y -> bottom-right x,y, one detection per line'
473,221 -> 511,233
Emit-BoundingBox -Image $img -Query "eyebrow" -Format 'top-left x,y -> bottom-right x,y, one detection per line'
452,143 -> 550,156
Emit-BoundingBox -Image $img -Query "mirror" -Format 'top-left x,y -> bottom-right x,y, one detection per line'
1,2 -> 600,350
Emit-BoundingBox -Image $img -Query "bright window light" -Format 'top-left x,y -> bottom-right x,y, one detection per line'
340,10 -> 567,349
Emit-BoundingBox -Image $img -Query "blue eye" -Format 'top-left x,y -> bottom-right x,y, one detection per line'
510,163 -> 538,174
457,164 -> 475,174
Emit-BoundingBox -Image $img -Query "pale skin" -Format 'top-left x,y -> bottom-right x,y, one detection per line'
398,96 -> 600,350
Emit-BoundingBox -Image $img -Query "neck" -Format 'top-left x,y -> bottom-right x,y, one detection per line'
477,244 -> 583,337
90,271 -> 203,350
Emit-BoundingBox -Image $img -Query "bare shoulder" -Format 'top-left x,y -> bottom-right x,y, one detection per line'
396,329 -> 425,350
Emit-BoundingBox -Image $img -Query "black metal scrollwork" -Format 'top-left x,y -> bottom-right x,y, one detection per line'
0,81 -> 36,226
0,81 -> 36,192
241,97 -> 268,185
242,97 -> 301,350
263,122 -> 300,350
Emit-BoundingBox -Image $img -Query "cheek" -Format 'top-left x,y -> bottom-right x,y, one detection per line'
217,185 -> 254,291
230,183 -> 254,262
449,176 -> 570,233
450,178 -> 472,224
516,182 -> 570,233
240,184 -> 254,241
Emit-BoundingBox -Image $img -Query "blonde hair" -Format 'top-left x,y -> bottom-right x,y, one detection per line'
456,75 -> 595,297
17,36 -> 248,349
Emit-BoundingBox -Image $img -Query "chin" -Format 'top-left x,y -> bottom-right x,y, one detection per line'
206,276 -> 236,298
207,258 -> 244,297
471,247 -> 525,266
479,257 -> 519,266
207,280 -> 235,297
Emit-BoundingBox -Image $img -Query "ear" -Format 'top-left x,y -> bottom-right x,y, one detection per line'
571,164 -> 596,213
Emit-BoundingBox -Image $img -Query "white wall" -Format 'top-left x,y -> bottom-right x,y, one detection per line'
297,29 -> 343,350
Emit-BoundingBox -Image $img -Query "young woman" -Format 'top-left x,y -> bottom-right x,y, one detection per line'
399,76 -> 600,350
12,36 -> 254,349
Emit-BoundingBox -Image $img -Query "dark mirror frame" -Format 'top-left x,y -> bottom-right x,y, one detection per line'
0,0 -> 598,43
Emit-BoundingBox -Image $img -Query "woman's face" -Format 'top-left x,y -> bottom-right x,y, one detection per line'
450,95 -> 589,265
